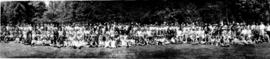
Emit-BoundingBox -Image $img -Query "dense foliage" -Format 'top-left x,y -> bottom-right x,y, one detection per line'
1,0 -> 270,25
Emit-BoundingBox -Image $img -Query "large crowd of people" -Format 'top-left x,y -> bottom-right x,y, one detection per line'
1,22 -> 270,49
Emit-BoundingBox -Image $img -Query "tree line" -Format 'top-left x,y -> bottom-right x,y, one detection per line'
1,0 -> 270,25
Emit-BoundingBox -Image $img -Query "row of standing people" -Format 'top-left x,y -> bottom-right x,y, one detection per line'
1,23 -> 270,48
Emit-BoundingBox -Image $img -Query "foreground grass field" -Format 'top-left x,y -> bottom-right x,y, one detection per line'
1,42 -> 270,59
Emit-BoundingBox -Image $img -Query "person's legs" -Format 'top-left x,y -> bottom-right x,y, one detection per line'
26,35 -> 32,45
51,37 -> 57,46
267,31 -> 270,42
60,36 -> 65,47
267,31 -> 270,37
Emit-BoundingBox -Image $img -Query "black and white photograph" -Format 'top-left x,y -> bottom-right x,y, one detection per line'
1,0 -> 270,58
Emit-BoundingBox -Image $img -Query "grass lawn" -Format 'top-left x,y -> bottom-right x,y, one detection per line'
1,42 -> 270,58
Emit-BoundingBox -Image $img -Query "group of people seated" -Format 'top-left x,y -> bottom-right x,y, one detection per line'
1,22 -> 270,49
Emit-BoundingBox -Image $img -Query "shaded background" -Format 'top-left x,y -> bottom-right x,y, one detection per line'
1,0 -> 270,25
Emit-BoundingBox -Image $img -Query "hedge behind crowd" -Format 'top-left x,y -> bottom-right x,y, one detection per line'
1,0 -> 270,25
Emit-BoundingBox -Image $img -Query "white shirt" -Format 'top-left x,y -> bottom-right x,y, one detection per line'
266,26 -> 270,31
260,24 -> 265,30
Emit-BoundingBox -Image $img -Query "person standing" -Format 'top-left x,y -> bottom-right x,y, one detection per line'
31,29 -> 37,45
58,27 -> 65,47
26,30 -> 32,45
52,29 -> 59,46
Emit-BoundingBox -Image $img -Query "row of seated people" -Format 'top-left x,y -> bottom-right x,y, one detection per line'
0,23 -> 270,48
